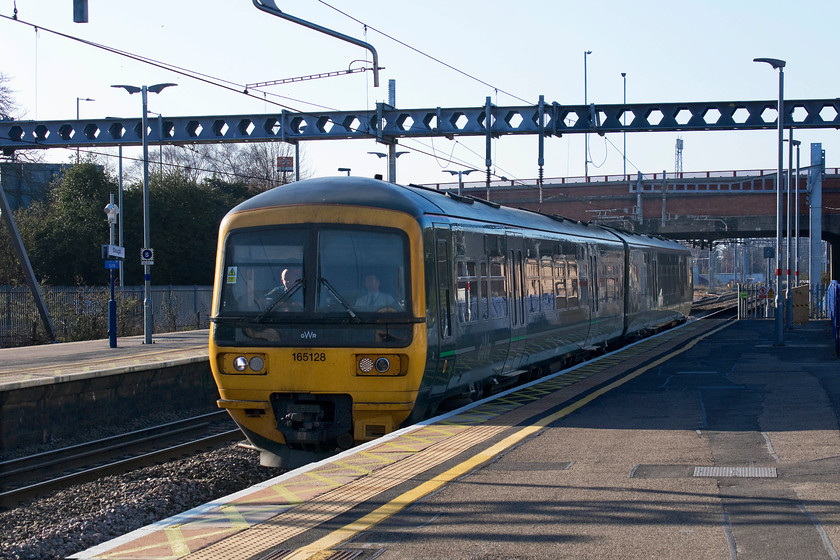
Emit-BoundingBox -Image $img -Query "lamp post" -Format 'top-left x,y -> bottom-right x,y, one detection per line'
785,133 -> 795,328
584,50 -> 592,179
338,167 -> 351,176
443,169 -> 476,196
621,72 -> 627,178
368,151 -> 408,183
793,139 -> 801,287
75,97 -> 94,163
753,57 -> 785,345
104,197 -> 119,348
112,82 -> 177,345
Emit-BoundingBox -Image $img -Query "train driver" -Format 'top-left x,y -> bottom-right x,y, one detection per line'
354,273 -> 399,311
263,265 -> 303,308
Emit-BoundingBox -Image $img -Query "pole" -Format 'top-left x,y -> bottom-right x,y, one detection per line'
754,57 -> 786,345
76,98 -> 80,164
786,130 -> 793,328
622,72 -> 627,178
141,86 -> 153,344
485,96 -> 492,200
108,193 -> 117,348
775,66 -> 785,343
538,95 -> 544,204
584,51 -> 591,179
118,145 -> 124,287
794,141 -> 800,286
387,79 -> 397,184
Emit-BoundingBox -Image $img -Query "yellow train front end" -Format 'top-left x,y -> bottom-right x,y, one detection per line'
209,193 -> 427,468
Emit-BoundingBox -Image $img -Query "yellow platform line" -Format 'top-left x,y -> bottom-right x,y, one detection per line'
289,319 -> 734,560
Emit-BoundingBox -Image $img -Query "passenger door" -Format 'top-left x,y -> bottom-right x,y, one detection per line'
430,223 -> 455,396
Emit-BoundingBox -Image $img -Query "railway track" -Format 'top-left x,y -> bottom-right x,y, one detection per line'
692,291 -> 739,317
0,411 -> 242,507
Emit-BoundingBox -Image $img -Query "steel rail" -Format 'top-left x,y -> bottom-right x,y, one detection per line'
0,411 -> 240,507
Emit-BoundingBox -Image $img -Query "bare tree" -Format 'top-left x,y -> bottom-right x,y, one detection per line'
0,72 -> 16,120
0,72 -> 43,163
156,142 -> 308,191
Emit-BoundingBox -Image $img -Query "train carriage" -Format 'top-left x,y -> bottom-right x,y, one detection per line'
210,176 -> 692,467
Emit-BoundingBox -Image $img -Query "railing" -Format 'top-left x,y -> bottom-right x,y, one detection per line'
427,168 -> 840,191
0,285 -> 212,348
736,283 -> 832,321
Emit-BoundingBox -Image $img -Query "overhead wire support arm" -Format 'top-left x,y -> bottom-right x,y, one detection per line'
246,64 -> 373,89
252,0 -> 381,87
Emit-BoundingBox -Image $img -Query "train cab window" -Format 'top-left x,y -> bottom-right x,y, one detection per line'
316,228 -> 408,314
219,228 -> 307,314
456,260 -> 479,323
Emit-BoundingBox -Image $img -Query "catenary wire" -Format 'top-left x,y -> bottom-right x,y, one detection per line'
0,12 -> 520,180
314,0 -> 534,105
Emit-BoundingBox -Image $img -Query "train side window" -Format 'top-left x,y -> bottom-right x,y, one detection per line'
480,261 -> 489,319
554,259 -> 567,310
456,260 -> 478,323
489,258 -> 507,319
526,258 -> 541,314
568,261 -> 579,307
540,257 -> 555,311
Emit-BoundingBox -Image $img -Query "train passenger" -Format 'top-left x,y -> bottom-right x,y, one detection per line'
354,274 -> 399,311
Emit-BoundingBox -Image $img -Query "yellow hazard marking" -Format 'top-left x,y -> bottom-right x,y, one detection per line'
219,505 -> 251,530
289,319 -> 734,560
164,527 -> 191,557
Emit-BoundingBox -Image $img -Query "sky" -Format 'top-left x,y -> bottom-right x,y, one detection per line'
1,0 -> 839,187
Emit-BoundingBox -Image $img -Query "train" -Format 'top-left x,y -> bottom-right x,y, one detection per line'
209,176 -> 693,467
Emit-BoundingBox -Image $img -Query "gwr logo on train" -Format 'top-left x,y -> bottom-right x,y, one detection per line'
209,176 -> 693,468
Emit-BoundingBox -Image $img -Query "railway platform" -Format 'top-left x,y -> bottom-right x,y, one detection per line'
73,316 -> 840,560
0,330 -> 209,391
0,331 -> 213,452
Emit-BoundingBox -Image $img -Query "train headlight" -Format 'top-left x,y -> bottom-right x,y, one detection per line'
355,354 -> 405,376
233,356 -> 248,371
221,353 -> 268,374
248,356 -> 265,372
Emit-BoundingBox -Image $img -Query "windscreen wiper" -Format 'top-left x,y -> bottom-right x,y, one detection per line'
319,277 -> 360,322
209,315 -> 250,323
255,278 -> 303,323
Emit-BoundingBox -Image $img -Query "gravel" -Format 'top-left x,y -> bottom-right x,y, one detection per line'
0,443 -> 283,560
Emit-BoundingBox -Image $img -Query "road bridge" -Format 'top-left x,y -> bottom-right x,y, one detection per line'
438,159 -> 838,284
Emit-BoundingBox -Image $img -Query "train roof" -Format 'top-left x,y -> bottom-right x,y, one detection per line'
228,176 -> 687,252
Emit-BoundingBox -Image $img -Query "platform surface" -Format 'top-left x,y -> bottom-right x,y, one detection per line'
0,330 -> 209,391
70,318 -> 840,559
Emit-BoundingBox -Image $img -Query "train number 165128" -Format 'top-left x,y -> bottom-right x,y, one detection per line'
292,352 -> 327,362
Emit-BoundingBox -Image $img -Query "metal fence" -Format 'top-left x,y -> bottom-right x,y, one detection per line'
0,285 -> 212,348
736,282 -> 833,321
